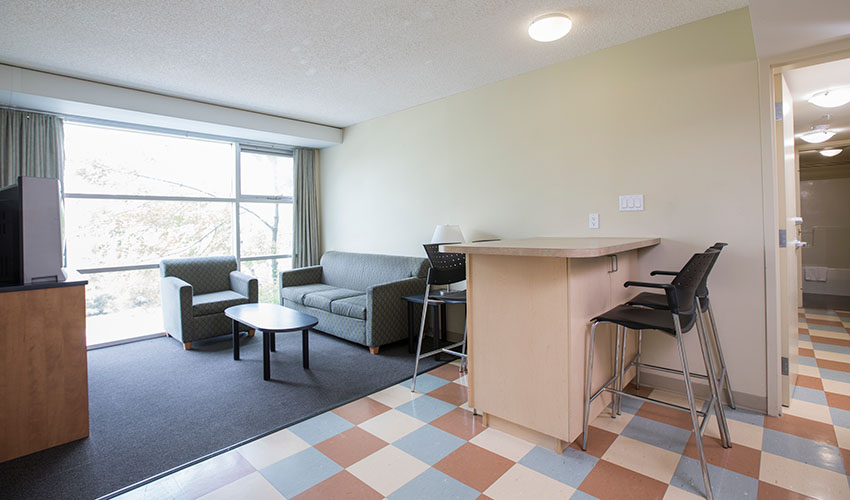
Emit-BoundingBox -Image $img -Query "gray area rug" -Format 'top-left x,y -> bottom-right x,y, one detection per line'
0,331 -> 445,500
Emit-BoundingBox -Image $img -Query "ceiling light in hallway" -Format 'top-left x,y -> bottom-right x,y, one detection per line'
808,87 -> 850,108
528,13 -> 572,42
819,148 -> 843,157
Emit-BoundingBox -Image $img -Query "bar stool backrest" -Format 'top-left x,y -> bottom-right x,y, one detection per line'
668,249 -> 721,317
696,242 -> 727,299
423,243 -> 466,286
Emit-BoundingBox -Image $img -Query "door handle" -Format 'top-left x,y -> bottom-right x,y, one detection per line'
791,240 -> 807,248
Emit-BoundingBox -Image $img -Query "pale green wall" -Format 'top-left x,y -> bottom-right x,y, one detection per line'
320,9 -> 767,403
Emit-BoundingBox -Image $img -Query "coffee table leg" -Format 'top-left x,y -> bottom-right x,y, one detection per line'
302,329 -> 310,369
270,332 -> 276,352
232,319 -> 240,360
262,330 -> 270,381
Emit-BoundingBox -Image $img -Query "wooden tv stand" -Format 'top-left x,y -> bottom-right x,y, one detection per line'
0,275 -> 89,463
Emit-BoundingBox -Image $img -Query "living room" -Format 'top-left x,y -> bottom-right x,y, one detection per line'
2,2 -> 850,500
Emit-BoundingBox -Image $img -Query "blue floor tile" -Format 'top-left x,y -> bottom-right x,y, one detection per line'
671,456 -> 758,500
288,411 -> 353,445
762,428 -> 844,474
798,356 -> 818,367
607,393 -> 643,414
400,374 -> 450,393
830,407 -> 850,429
805,309 -> 836,316
812,343 -> 850,355
808,324 -> 848,333
571,491 -> 601,500
791,386 -> 828,405
260,447 -> 343,498
621,415 -> 693,454
388,468 -> 480,500
799,334 -> 811,341
396,395 -> 457,423
518,446 -> 598,488
393,425 -> 466,465
722,407 -> 764,426
819,368 -> 850,384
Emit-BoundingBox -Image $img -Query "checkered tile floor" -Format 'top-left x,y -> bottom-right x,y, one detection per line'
115,309 -> 850,500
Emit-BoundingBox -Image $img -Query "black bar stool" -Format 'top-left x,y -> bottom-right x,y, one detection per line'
581,249 -> 730,500
411,243 -> 468,392
626,243 -> 735,409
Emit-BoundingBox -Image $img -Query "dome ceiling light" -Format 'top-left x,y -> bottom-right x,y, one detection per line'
528,13 -> 572,42
808,87 -> 850,108
819,148 -> 843,157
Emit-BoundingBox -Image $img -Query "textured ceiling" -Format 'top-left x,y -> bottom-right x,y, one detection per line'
0,1 -> 746,128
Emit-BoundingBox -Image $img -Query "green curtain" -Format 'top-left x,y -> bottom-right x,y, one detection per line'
0,107 -> 65,188
293,148 -> 320,268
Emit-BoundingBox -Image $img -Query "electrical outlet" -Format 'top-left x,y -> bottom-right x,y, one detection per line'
589,213 -> 599,229
619,195 -> 644,211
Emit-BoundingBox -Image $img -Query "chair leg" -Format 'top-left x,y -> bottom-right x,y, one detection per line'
673,315 -> 713,500
182,341 -> 192,350
707,302 -> 736,409
616,326 -> 628,415
247,329 -> 255,338
612,325 -> 623,418
411,284 -> 431,393
582,321 -> 600,451
459,319 -> 468,374
369,346 -> 380,355
635,330 -> 642,389
696,303 -> 731,449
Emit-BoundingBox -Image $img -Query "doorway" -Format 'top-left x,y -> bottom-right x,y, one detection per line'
776,56 -> 850,407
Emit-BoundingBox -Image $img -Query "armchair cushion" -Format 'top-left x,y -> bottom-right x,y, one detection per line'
192,290 -> 250,316
303,287 -> 364,311
331,294 -> 367,319
281,283 -> 336,305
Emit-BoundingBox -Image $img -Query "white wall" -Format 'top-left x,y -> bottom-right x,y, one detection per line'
320,9 -> 768,407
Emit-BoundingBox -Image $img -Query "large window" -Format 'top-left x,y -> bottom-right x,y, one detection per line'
63,122 -> 294,345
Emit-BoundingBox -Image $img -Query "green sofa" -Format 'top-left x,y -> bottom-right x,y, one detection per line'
279,251 -> 428,353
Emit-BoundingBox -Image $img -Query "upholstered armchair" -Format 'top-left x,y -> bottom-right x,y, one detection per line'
160,256 -> 258,350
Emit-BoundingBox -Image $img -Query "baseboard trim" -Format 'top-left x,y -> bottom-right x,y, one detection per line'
636,371 -> 766,414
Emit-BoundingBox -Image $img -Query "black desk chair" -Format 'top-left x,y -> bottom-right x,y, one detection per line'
625,243 -> 735,409
411,243 -> 468,393
581,249 -> 730,500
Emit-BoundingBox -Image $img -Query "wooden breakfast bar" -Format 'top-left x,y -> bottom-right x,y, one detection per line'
443,237 -> 660,453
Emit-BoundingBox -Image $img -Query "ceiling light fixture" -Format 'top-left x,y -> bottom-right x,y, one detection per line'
800,121 -> 837,144
528,13 -> 572,42
819,148 -> 843,157
808,88 -> 850,108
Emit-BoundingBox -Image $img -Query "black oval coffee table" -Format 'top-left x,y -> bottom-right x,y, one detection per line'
225,304 -> 319,381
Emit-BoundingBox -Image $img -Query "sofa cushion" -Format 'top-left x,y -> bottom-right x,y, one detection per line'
303,288 -> 364,312
192,290 -> 249,316
281,283 -> 337,305
320,251 -> 428,291
330,294 -> 367,319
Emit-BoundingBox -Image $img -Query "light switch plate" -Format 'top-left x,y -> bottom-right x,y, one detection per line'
619,195 -> 644,212
589,213 -> 599,229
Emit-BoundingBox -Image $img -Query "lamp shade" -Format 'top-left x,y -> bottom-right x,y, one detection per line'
431,224 -> 465,244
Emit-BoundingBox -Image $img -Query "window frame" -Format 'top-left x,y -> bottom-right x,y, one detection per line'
63,119 -> 295,287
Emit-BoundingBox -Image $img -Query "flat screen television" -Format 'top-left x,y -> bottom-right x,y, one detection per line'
0,176 -> 65,286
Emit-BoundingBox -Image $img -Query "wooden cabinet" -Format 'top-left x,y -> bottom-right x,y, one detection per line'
0,282 -> 89,463
467,248 -> 645,452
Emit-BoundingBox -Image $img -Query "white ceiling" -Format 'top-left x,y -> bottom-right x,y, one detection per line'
749,0 -> 850,59
0,1 -> 746,128
785,58 -> 850,168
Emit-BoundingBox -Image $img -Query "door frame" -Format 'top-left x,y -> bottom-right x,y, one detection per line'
759,39 -> 850,416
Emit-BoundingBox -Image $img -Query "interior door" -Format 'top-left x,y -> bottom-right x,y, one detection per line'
776,74 -> 800,407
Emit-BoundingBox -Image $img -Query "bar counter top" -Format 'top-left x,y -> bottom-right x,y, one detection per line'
443,237 -> 661,258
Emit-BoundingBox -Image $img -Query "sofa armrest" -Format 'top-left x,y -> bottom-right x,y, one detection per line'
280,265 -> 323,288
230,271 -> 258,303
160,276 -> 193,339
366,277 -> 426,347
